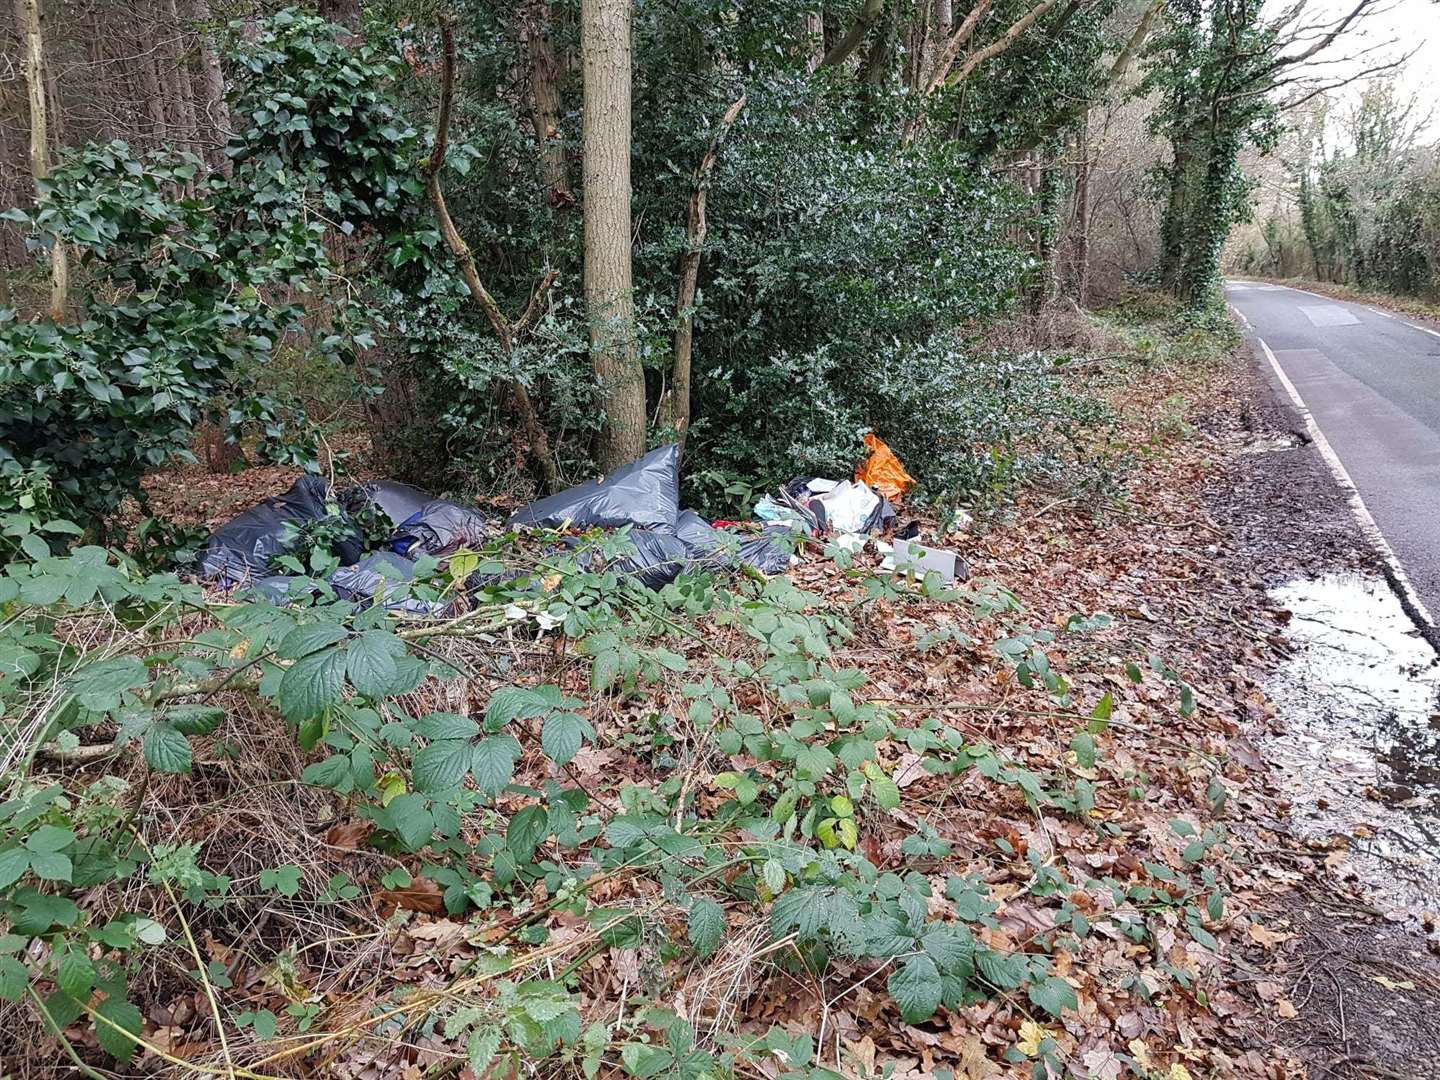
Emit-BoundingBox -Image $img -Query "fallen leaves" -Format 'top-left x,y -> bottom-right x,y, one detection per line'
1246,923 -> 1297,949
376,876 -> 445,915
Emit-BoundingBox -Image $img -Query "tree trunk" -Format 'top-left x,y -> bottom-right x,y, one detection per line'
525,0 -> 571,207
805,12 -> 824,72
582,0 -> 646,471
191,0 -> 233,174
162,0 -> 200,162
16,0 -> 67,321
136,16 -> 169,149
317,0 -> 360,32
1073,112 -> 1090,306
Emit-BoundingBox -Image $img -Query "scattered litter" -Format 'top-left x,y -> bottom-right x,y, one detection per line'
883,537 -> 966,584
855,432 -> 915,500
192,439 -> 961,608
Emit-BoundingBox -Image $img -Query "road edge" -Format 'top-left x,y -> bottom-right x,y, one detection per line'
1227,302 -> 1440,652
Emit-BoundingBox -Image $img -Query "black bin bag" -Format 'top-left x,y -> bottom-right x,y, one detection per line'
389,500 -> 491,559
196,475 -> 360,585
508,444 -> 680,532
341,481 -> 432,528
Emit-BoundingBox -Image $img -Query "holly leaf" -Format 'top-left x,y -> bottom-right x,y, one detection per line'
888,953 -> 943,1023
687,897 -> 725,958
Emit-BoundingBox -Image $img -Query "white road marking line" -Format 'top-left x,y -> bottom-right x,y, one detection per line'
1366,306 -> 1396,320
1227,303 -> 1251,330
1407,322 -> 1440,339
1253,335 -> 1436,628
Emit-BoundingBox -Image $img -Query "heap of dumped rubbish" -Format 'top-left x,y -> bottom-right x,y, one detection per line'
192,435 -> 962,613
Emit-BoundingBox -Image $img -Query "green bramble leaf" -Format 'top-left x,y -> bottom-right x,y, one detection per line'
143,723 -> 193,773
888,953 -> 943,1023
687,897 -> 725,958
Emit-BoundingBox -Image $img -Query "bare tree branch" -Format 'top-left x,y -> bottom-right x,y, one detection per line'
945,0 -> 1059,87
426,13 -> 560,493
818,0 -> 885,68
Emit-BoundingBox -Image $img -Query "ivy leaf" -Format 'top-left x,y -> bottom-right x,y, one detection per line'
540,712 -> 594,766
470,735 -> 522,795
277,648 -> 346,722
687,897 -> 725,958
888,953 -> 943,1023
345,631 -> 406,698
143,723 -> 193,774
95,996 -> 143,1063
1027,975 -> 1078,1017
412,740 -> 471,792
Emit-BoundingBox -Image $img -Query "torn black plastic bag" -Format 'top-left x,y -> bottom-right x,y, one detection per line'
737,525 -> 800,575
330,552 -> 449,615
563,528 -> 692,590
672,509 -> 736,571
507,444 -> 680,532
341,481 -> 432,528
196,475 -> 361,585
389,500 -> 490,559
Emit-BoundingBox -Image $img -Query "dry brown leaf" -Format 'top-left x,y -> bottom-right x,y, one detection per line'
1275,998 -> 1298,1019
377,876 -> 445,914
325,821 -> 372,851
1246,923 -> 1296,949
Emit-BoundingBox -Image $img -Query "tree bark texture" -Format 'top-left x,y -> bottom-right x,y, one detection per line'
191,0 -> 233,174
525,0 -> 572,207
582,0 -> 646,472
16,0 -> 67,320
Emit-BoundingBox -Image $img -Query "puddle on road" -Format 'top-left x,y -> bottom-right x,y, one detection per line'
1264,572 -> 1440,921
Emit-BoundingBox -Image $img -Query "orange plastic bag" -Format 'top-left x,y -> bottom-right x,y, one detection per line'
855,432 -> 915,501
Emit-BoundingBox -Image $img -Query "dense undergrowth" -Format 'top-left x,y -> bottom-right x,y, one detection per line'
0,423 -> 1236,1079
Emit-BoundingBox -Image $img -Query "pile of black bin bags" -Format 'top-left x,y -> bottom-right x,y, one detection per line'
192,446 -> 797,611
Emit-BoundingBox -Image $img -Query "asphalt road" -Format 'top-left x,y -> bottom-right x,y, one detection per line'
1225,280 -> 1440,623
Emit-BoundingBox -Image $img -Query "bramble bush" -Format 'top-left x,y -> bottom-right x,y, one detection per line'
0,510 -> 1225,1073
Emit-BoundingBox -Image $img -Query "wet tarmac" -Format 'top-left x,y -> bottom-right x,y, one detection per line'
1265,572 -> 1440,924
